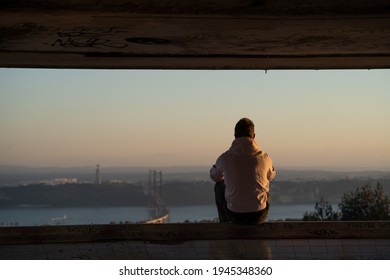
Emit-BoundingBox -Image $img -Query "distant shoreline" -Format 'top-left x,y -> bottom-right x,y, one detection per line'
1,164 -> 389,172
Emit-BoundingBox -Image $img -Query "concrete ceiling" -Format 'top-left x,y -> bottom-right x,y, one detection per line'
1,0 -> 390,69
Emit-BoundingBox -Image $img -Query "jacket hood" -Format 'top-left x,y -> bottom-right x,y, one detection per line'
229,137 -> 262,156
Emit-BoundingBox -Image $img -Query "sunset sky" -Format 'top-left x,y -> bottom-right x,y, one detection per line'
0,69 -> 389,170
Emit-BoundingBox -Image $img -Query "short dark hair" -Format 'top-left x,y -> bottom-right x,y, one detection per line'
234,118 -> 255,138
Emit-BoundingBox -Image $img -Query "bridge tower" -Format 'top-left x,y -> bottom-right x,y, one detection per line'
148,170 -> 168,220
95,164 -> 101,185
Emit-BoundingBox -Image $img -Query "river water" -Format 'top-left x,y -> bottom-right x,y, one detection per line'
0,204 -> 316,226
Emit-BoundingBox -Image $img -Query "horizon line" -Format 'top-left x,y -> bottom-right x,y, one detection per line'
0,164 -> 389,173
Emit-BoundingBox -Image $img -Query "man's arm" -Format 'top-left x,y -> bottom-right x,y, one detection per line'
267,165 -> 276,181
210,161 -> 224,182
264,153 -> 276,181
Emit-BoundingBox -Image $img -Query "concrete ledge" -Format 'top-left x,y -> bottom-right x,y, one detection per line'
1,222 -> 389,259
1,222 -> 389,244
1,1 -> 390,69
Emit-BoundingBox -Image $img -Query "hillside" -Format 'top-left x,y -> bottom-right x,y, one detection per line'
1,176 -> 389,208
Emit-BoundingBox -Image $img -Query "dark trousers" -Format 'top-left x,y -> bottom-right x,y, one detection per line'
214,180 -> 270,225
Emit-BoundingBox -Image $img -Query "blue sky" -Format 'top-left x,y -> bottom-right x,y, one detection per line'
0,69 -> 389,170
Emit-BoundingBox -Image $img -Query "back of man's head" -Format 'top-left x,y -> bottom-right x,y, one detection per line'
234,118 -> 255,138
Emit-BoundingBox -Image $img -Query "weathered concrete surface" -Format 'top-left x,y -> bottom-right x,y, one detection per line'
1,0 -> 389,69
1,222 -> 390,244
0,222 -> 389,259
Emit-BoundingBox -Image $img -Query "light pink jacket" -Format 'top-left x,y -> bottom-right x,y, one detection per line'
210,137 -> 276,213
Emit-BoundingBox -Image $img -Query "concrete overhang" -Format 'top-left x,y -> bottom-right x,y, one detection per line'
1,0 -> 390,69
1,222 -> 390,259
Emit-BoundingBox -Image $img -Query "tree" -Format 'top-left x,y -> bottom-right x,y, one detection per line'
339,183 -> 390,221
303,182 -> 390,221
303,197 -> 339,221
